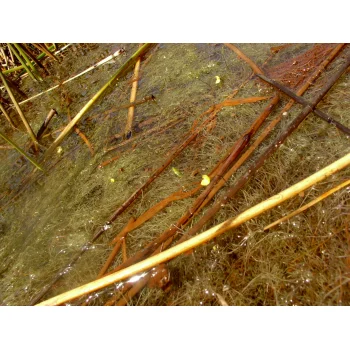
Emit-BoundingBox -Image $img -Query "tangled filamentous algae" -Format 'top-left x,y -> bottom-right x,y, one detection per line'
0,43 -> 349,306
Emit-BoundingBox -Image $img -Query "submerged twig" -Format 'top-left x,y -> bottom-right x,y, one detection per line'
105,117 -> 185,152
65,107 -> 94,157
256,73 -> 350,136
36,151 -> 350,306
195,94 -> 280,214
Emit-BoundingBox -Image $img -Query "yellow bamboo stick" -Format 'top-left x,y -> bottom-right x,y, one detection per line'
36,152 -> 350,306
264,178 -> 350,230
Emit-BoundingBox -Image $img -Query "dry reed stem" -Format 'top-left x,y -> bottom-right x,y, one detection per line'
264,179 -> 350,230
21,43 -> 48,74
36,151 -> 350,306
8,44 -> 39,82
124,57 -> 141,138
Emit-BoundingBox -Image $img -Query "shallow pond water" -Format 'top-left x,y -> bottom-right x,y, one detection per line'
0,43 -> 349,306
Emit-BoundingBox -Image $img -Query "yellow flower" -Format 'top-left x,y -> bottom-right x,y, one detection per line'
215,76 -> 221,84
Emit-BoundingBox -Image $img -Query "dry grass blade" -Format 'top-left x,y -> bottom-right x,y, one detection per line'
264,179 -> 350,230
